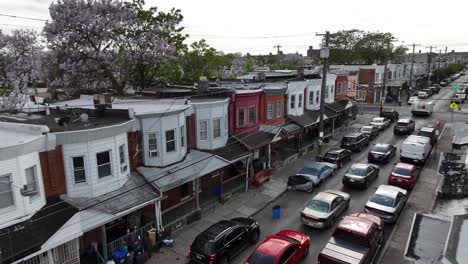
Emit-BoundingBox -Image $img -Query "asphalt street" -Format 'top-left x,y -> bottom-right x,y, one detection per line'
230,83 -> 459,264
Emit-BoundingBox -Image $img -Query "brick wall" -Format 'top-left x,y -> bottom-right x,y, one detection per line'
39,146 -> 66,197
127,131 -> 143,171
161,181 -> 193,210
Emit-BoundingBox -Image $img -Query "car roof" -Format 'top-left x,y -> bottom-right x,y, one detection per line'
375,185 -> 405,198
361,125 -> 374,129
373,143 -> 390,148
420,127 -> 435,133
350,163 -> 370,170
394,162 -> 415,170
373,117 -> 385,121
344,132 -> 361,138
397,118 -> 412,122
255,236 -> 293,256
303,162 -> 327,170
337,213 -> 378,235
404,135 -> 430,144
328,148 -> 345,154
313,191 -> 340,204
202,220 -> 236,239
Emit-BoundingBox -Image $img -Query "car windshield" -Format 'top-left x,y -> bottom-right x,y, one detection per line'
371,194 -> 395,207
324,152 -> 338,159
419,131 -> 432,138
396,122 -> 408,126
360,127 -> 371,132
343,137 -> 356,143
306,199 -> 330,213
372,145 -> 389,153
348,166 -> 367,176
298,166 -> 322,176
333,229 -> 368,248
248,251 -> 276,264
393,167 -> 411,176
192,236 -> 214,255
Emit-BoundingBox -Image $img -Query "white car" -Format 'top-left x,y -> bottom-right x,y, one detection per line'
370,117 -> 390,131
407,96 -> 420,105
418,91 -> 429,99
365,185 -> 408,223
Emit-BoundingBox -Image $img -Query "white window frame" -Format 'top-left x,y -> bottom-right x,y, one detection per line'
316,91 -> 320,103
249,106 -> 256,125
298,94 -> 303,108
180,125 -> 185,148
200,120 -> 208,141
277,100 -> 283,118
267,102 -> 274,120
0,174 -> 14,209
165,129 -> 176,153
72,156 -> 86,184
148,133 -> 158,157
290,94 -> 296,109
238,108 -> 246,128
25,166 -> 38,196
119,144 -> 128,173
96,150 -> 112,179
309,91 -> 314,105
213,118 -> 221,138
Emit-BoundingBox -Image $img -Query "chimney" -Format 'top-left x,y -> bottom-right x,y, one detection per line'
197,76 -> 209,94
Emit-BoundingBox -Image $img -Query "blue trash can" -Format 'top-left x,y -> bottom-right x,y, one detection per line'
272,205 -> 281,219
113,247 -> 128,263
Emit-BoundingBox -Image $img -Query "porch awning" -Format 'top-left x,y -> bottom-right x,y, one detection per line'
210,138 -> 251,162
287,110 -> 320,128
138,150 -> 230,192
326,99 -> 355,112
237,131 -> 275,150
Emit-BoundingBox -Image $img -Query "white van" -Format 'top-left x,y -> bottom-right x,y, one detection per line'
400,135 -> 432,165
411,101 -> 433,116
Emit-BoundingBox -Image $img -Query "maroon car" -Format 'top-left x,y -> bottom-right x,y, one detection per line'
318,213 -> 384,264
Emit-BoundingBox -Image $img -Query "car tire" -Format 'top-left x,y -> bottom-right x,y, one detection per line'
345,200 -> 350,210
303,245 -> 310,258
338,161 -> 342,168
306,187 -> 313,193
250,229 -> 260,244
365,180 -> 370,189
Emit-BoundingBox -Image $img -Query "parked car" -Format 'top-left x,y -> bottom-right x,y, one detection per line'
400,135 -> 432,165
300,190 -> 350,229
433,84 -> 441,93
189,218 -> 260,264
440,80 -> 448,87
407,96 -> 420,105
317,148 -> 352,168
411,101 -> 434,116
422,88 -> 433,96
388,163 -> 420,190
370,117 -> 390,131
380,109 -> 399,122
418,91 -> 429,99
341,132 -> 369,152
317,213 -> 384,264
342,163 -> 379,189
417,127 -> 438,145
294,162 -> 337,187
368,143 -> 397,164
244,230 -> 310,264
394,118 -> 416,135
287,175 -> 315,193
452,93 -> 465,104
365,185 -> 408,223
429,86 -> 439,94
359,125 -> 379,140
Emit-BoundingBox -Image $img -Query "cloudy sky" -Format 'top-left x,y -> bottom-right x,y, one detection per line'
2,0 -> 468,55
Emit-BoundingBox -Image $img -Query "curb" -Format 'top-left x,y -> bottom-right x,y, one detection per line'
249,187 -> 288,218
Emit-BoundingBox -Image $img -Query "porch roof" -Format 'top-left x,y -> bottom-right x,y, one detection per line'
209,138 -> 251,162
138,150 -> 230,192
0,197 -> 78,264
287,110 -> 319,128
326,99 -> 354,112
237,131 -> 275,150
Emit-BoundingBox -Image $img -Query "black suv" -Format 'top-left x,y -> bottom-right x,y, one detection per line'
341,132 -> 369,152
318,148 -> 352,168
189,218 -> 260,264
380,109 -> 399,122
394,118 -> 415,135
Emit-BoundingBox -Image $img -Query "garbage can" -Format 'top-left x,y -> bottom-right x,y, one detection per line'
272,205 -> 281,219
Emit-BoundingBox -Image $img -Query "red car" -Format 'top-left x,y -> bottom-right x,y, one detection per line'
244,230 -> 310,264
388,162 -> 420,190
318,213 -> 384,264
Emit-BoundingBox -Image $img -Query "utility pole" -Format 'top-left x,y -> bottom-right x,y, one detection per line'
273,44 -> 282,55
408,43 -> 420,93
316,31 -> 330,154
381,38 -> 396,114
437,49 -> 442,82
426,46 -> 436,87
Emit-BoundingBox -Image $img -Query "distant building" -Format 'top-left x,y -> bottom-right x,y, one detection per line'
307,46 -> 321,58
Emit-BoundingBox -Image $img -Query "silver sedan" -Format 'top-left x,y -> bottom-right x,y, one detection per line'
365,185 -> 408,224
300,190 -> 351,229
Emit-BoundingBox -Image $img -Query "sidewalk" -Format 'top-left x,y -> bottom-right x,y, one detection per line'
379,122 -> 451,264
146,121 -> 362,264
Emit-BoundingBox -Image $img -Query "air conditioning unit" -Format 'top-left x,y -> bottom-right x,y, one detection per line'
149,150 -> 158,157
121,164 -> 128,173
20,185 -> 38,197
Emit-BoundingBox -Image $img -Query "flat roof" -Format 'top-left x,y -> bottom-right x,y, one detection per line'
0,121 -> 48,148
444,214 -> 468,264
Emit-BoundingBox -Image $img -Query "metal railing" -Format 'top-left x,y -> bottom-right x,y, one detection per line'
20,239 -> 79,264
222,173 -> 246,198
161,196 -> 197,228
106,222 -> 155,258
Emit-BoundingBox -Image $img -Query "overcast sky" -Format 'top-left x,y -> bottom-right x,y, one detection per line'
2,0 -> 468,55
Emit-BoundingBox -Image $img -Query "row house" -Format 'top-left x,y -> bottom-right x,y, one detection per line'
334,71 -> 358,100
229,86 -> 263,135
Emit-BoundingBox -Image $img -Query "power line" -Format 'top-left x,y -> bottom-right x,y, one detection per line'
0,13 -> 47,22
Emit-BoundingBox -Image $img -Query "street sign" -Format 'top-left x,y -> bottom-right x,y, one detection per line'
452,85 -> 460,89
450,102 -> 459,109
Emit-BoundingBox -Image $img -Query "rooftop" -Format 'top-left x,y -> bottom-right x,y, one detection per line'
0,121 -> 49,148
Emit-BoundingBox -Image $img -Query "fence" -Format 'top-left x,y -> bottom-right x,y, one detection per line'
106,221 -> 155,258
222,173 -> 246,199
161,196 -> 197,228
20,238 -> 79,264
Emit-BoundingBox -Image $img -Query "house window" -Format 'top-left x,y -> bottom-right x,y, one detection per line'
249,106 -> 256,125
277,100 -> 283,118
180,182 -> 191,199
213,119 -> 221,138
316,91 -> 320,103
267,102 -> 274,120
165,129 -> 176,152
298,94 -> 303,108
338,83 -> 343,94
72,156 -> 86,183
238,108 -> 245,127
200,120 -> 208,140
348,82 -> 353,91
25,166 -> 38,193
0,174 -> 14,209
330,85 -> 334,95
290,95 -> 296,109
96,151 -> 112,179
309,91 -> 314,105
180,126 -> 185,147
148,133 -> 158,157
119,144 -> 128,173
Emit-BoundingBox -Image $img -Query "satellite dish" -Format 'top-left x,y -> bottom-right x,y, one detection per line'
80,113 -> 89,122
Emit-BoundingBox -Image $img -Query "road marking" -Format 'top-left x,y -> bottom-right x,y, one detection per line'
438,123 -> 447,140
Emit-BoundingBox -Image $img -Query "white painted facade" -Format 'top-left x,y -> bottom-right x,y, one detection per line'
61,132 -> 130,198
192,98 -> 229,150
305,79 -> 322,111
324,74 -> 337,104
286,81 -> 307,116
140,111 -> 187,167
